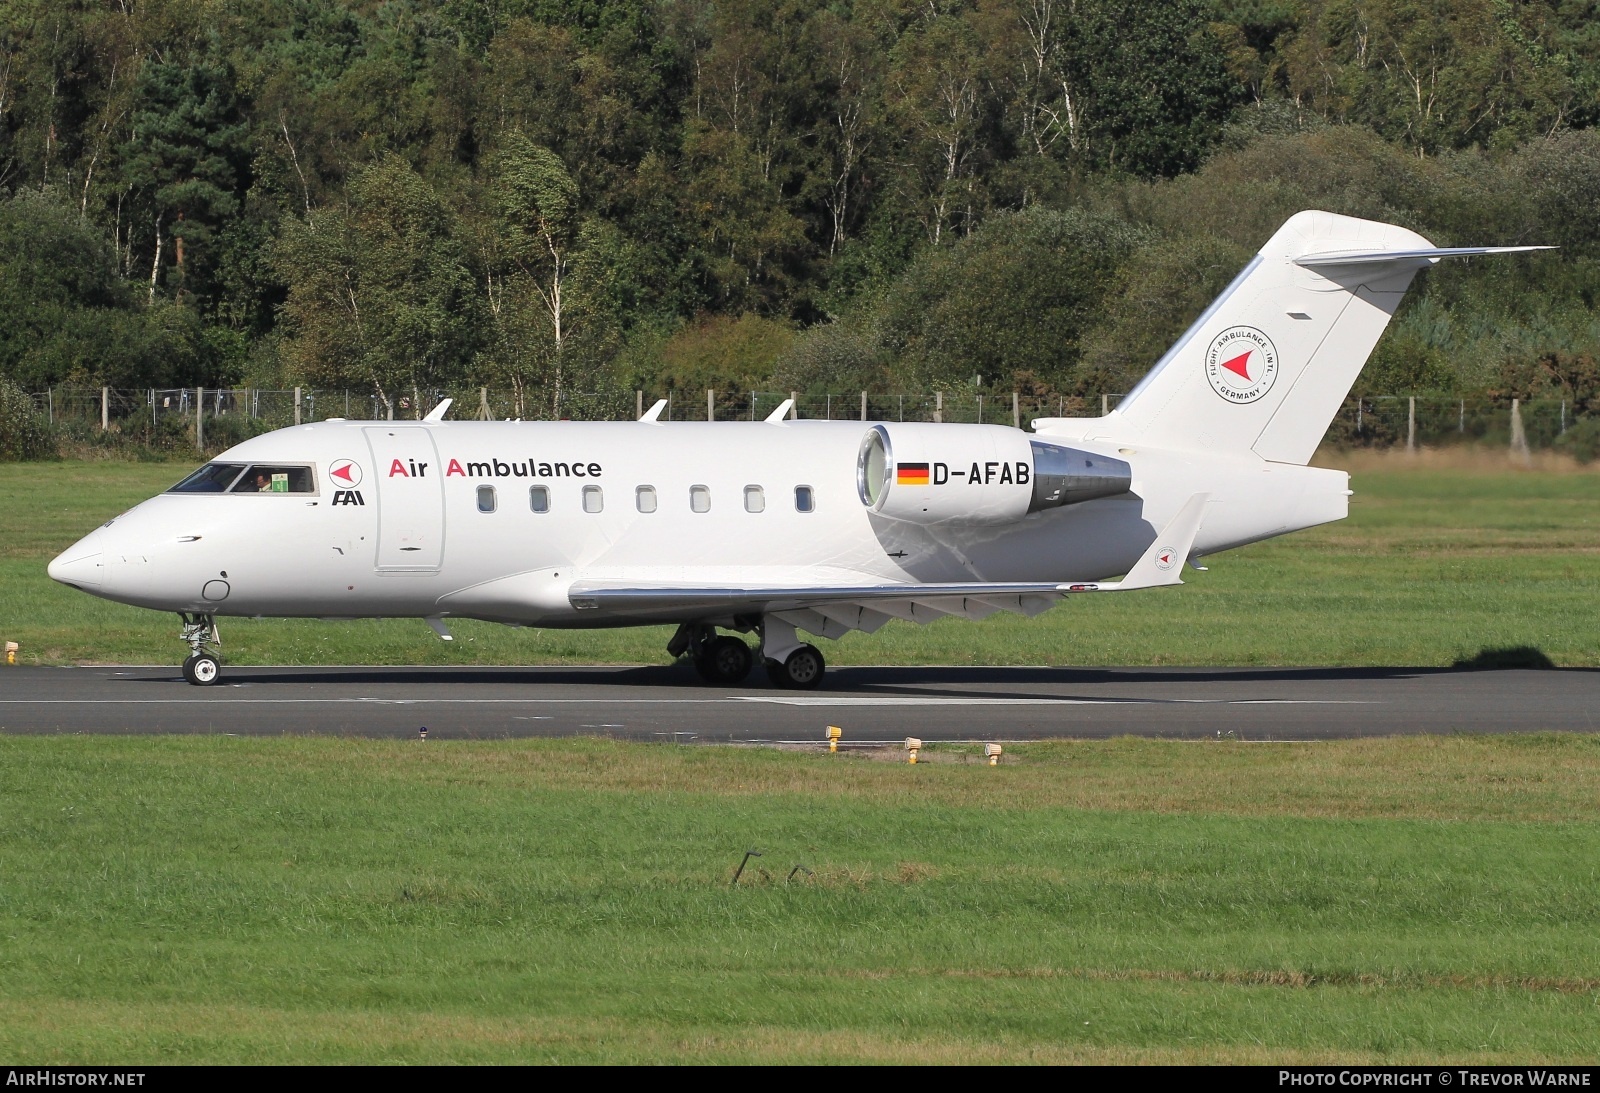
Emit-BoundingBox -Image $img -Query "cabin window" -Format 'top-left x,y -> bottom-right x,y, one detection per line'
477,485 -> 497,513
744,485 -> 765,513
583,485 -> 604,513
529,486 -> 550,513
636,486 -> 657,513
794,485 -> 815,512
689,485 -> 711,513
169,463 -> 247,493
227,465 -> 316,494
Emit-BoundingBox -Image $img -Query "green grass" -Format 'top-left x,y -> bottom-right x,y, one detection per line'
1,734 -> 1598,1063
4,454 -> 1599,667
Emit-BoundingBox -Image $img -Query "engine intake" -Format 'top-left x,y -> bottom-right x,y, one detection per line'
857,424 -> 1131,526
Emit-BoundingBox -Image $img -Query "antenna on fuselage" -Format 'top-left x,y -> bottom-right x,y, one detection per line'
423,398 -> 453,423
764,398 -> 795,423
639,399 -> 668,423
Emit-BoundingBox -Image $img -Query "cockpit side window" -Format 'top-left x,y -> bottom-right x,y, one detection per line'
168,463 -> 247,493
228,465 -> 316,494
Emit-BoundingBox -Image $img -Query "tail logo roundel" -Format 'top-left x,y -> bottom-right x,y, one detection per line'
1205,326 -> 1279,404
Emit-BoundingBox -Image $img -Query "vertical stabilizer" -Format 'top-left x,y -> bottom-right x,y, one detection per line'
1045,211 -> 1442,464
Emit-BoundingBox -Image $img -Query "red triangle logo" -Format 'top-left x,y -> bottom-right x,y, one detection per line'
1220,350 -> 1252,380
332,463 -> 355,483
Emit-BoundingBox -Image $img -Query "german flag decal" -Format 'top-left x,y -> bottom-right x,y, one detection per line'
896,462 -> 930,485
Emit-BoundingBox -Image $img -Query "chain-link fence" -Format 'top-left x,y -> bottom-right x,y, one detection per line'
28,386 -> 1127,434
26,386 -> 1592,456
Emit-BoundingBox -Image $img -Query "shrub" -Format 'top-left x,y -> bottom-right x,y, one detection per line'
0,379 -> 57,461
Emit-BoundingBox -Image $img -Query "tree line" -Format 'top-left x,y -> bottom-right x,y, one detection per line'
2,0 -> 1599,428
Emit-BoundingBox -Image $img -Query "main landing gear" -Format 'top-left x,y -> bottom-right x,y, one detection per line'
667,619 -> 826,690
178,612 -> 222,686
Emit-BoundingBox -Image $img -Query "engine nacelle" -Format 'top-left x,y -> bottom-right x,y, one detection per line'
857,423 -> 1132,526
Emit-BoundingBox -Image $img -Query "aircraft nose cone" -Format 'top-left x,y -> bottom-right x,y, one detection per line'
48,531 -> 105,589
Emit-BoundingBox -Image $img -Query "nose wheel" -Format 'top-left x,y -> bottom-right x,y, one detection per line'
178,612 -> 222,686
183,653 -> 221,686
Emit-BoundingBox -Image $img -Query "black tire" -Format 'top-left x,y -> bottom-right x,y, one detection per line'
771,644 -> 825,690
182,653 -> 221,686
694,635 -> 754,685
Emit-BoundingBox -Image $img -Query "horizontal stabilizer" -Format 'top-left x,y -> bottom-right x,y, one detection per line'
1295,245 -> 1553,268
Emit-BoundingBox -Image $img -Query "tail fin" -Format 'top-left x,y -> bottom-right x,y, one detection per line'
1038,211 -> 1547,464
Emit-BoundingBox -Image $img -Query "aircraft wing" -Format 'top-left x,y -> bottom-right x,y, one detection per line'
567,494 -> 1209,635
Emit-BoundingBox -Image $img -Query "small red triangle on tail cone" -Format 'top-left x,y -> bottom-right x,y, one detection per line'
1220,350 -> 1252,380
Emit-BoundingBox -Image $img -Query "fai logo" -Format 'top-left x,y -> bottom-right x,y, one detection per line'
329,459 -> 363,488
1154,547 -> 1178,571
1205,326 -> 1279,404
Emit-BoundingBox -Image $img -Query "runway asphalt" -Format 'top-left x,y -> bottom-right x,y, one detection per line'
2,663 -> 1597,741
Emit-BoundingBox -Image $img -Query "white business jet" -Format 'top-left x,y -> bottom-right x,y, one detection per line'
48,211 -> 1546,687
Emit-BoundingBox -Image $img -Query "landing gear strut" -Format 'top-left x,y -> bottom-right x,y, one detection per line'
178,612 -> 221,686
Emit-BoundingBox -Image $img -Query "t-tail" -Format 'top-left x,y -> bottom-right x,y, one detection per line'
1033,210 -> 1549,464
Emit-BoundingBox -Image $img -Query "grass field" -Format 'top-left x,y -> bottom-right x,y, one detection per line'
1,733 -> 1597,1063
3,451 -> 1598,668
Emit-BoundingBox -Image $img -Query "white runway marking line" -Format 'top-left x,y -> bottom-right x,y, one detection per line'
735,697 -> 1377,706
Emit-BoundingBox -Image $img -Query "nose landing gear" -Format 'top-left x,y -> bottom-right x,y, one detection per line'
178,613 -> 222,686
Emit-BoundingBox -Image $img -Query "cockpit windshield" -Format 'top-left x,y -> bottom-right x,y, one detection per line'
166,463 -> 316,494
229,465 -> 316,493
168,463 -> 246,493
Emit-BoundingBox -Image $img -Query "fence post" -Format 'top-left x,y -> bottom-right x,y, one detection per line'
46,388 -> 53,425
635,390 -> 643,420
707,389 -> 715,422
294,387 -> 302,426
1012,391 -> 1020,428
1406,396 -> 1415,453
1561,399 -> 1567,435
860,391 -> 867,421
481,387 -> 492,420
1101,393 -> 1108,417
1459,400 -> 1465,433
195,387 -> 204,449
976,394 -> 983,423
789,391 -> 797,420
1510,398 -> 1530,463
934,391 -> 943,423
100,387 -> 108,431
